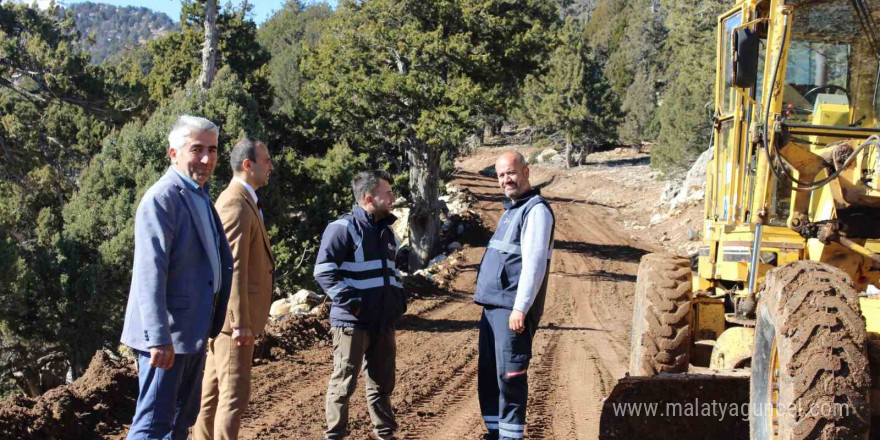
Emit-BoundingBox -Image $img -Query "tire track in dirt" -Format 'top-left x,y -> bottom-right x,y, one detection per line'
236,148 -> 652,440
239,284 -> 485,439
448,154 -> 646,440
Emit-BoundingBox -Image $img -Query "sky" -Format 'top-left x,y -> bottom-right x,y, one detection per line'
28,0 -> 336,25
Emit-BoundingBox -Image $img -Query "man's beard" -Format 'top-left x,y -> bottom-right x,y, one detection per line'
373,203 -> 390,219
503,184 -> 519,198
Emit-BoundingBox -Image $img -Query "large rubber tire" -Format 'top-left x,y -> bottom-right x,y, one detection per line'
751,261 -> 870,440
629,253 -> 693,376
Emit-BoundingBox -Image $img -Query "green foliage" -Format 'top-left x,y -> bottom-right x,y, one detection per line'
651,0 -> 727,174
583,0 -> 666,147
57,67 -> 264,375
266,142 -> 367,289
65,2 -> 178,65
257,1 -> 333,119
0,3 -> 124,393
619,69 -> 660,145
0,0 -> 275,394
0,1 -> 272,396
302,0 -> 557,265
519,18 -> 622,166
120,1 -> 271,109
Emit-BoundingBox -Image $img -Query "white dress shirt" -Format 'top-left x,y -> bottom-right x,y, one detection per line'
233,177 -> 262,221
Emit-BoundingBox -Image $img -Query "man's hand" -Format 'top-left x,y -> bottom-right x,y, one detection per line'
509,310 -> 526,333
149,344 -> 175,370
232,327 -> 255,346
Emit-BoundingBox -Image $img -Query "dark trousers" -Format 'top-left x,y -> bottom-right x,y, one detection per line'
127,349 -> 206,440
325,326 -> 397,440
478,306 -> 536,440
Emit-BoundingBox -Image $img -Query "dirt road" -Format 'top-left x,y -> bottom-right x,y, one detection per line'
235,147 -> 651,440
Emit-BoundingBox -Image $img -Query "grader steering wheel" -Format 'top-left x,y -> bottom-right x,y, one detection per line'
802,84 -> 851,107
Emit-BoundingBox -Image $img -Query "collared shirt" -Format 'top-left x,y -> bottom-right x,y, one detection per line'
233,177 -> 262,221
172,167 -> 221,293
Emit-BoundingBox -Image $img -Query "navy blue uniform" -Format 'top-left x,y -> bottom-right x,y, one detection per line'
314,205 -> 407,330
314,204 -> 407,439
475,189 -> 554,440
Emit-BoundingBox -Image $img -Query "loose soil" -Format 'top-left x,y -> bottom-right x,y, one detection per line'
233,146 -> 653,440
3,140 -> 726,440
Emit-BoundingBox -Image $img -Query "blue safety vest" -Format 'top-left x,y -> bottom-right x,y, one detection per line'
474,190 -> 554,317
314,205 -> 406,329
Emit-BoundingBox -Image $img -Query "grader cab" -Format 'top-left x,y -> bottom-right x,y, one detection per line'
606,1 -> 880,439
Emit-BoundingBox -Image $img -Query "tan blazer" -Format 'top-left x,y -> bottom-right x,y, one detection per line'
215,181 -> 274,334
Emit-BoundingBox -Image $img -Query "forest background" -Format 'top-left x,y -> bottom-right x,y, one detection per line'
0,0 -> 728,398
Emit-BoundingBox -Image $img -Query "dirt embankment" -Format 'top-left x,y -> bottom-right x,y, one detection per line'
0,351 -> 138,440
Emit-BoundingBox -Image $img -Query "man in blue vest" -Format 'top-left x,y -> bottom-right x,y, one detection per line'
314,170 -> 407,440
474,151 -> 555,440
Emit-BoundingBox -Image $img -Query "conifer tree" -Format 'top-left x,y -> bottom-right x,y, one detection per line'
521,19 -> 622,167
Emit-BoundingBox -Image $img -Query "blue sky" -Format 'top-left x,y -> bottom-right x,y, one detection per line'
57,0 -> 336,25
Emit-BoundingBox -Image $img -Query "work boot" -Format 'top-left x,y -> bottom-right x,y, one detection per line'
369,432 -> 399,440
482,432 -> 499,440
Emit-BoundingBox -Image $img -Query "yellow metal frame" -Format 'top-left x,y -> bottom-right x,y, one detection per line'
697,0 -> 880,367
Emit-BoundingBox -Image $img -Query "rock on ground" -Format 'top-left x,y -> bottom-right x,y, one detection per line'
663,147 -> 713,212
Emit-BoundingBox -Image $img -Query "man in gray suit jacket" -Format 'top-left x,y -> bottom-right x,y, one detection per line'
120,115 -> 233,440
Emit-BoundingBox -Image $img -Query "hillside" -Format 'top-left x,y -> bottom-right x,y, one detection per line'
65,2 -> 178,64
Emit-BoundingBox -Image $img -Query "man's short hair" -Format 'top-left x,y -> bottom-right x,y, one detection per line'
230,137 -> 262,173
168,115 -> 219,152
352,170 -> 393,203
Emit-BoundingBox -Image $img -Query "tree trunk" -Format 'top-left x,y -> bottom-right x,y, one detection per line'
577,140 -> 593,165
198,0 -> 218,91
69,346 -> 92,379
492,118 -> 503,136
564,133 -> 573,168
465,124 -> 484,152
406,140 -> 442,271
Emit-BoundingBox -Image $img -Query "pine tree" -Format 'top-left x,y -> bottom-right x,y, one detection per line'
303,0 -> 557,268
521,19 -> 622,167
256,1 -> 333,119
652,0 -> 727,173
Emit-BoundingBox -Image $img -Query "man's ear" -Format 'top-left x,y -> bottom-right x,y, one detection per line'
168,147 -> 178,164
363,193 -> 373,206
242,158 -> 252,172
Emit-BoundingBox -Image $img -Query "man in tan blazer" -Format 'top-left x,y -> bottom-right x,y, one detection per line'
194,138 -> 275,440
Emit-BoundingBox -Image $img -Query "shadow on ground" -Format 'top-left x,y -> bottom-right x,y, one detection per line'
554,240 -> 648,263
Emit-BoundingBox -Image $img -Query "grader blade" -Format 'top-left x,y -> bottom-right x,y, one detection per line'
599,372 -> 750,440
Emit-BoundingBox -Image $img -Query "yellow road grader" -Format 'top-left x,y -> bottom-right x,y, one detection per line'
621,1 -> 880,439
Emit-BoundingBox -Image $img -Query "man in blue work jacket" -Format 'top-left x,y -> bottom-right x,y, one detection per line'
314,170 -> 407,440
474,151 -> 555,440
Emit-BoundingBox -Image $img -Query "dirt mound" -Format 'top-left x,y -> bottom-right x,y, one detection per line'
254,254 -> 475,363
255,302 -> 332,361
0,350 -> 137,440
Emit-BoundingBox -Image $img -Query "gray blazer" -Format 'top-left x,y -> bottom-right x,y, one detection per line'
120,168 -> 232,354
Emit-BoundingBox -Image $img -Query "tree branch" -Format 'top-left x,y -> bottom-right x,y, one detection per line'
0,133 -> 12,163
39,136 -> 77,193
0,77 -> 47,104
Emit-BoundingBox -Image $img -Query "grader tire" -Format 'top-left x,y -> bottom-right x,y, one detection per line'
629,253 -> 693,376
751,261 -> 870,440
